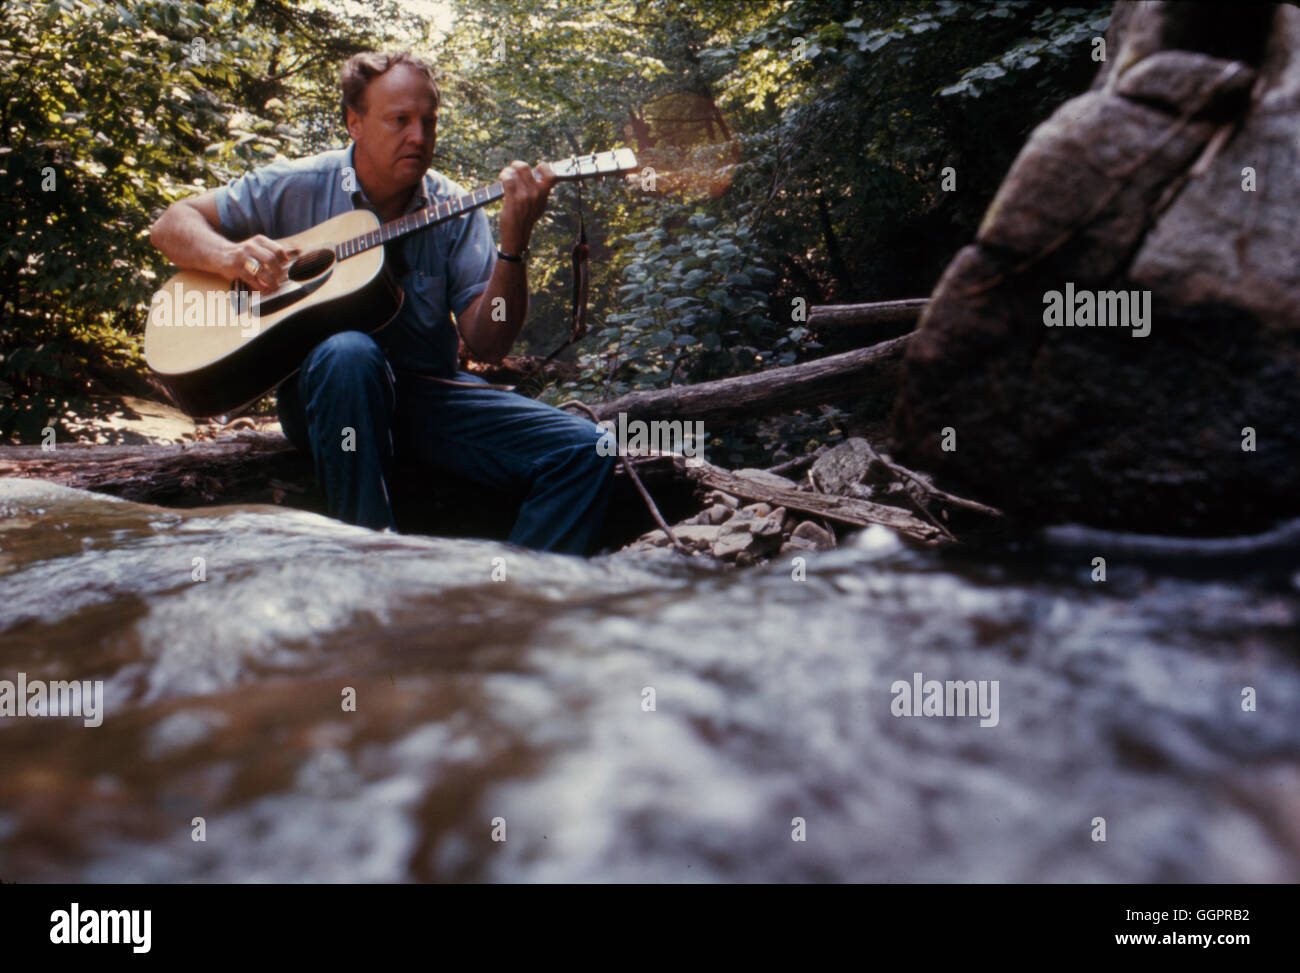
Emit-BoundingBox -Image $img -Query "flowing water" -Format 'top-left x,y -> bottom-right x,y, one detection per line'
1,477 -> 1297,882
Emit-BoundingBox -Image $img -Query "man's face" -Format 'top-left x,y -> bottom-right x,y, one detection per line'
346,63 -> 438,193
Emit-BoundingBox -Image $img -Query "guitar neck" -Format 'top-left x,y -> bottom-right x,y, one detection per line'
333,181 -> 506,261
330,147 -> 638,262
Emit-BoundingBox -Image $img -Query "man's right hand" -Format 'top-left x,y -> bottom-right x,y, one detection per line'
151,189 -> 298,291
226,235 -> 300,292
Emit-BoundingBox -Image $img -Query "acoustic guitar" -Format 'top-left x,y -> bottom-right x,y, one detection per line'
145,148 -> 638,417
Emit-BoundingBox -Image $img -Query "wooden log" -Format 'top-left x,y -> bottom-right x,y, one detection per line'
593,332 -> 912,426
807,298 -> 928,329
0,432 -> 703,551
0,433 -> 306,505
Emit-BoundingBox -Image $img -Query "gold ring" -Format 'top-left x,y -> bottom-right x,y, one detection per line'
243,257 -> 261,275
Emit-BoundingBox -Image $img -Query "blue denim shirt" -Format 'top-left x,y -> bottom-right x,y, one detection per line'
213,143 -> 496,377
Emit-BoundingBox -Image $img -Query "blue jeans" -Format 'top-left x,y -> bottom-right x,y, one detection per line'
276,331 -> 616,556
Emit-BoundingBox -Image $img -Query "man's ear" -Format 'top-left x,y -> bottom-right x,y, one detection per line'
345,105 -> 363,143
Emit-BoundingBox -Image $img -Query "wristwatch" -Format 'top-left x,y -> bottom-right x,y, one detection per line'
497,246 -> 529,263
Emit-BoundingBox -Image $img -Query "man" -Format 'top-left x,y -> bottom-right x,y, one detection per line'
149,50 -> 616,555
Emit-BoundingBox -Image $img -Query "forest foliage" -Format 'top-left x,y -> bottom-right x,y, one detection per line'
1,0 -> 1109,457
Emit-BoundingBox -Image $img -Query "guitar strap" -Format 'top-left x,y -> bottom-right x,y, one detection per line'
495,181 -> 594,395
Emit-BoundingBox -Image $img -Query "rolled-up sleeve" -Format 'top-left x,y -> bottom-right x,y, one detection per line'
213,161 -> 297,241
446,207 -> 498,316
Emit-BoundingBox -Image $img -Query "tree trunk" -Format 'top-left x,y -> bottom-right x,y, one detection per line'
815,191 -> 851,296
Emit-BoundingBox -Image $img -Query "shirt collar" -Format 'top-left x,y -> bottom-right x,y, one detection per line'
343,141 -> 430,214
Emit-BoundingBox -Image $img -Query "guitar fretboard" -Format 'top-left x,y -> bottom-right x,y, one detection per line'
332,181 -> 507,260
327,149 -> 635,260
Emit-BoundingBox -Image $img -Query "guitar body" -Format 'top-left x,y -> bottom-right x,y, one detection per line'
144,209 -> 402,418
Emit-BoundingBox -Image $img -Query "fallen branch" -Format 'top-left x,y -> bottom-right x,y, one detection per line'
807,298 -> 928,330
594,332 -> 912,427
674,455 -> 948,544
818,438 -> 1006,523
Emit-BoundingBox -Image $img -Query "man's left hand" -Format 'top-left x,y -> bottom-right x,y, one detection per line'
498,160 -> 556,255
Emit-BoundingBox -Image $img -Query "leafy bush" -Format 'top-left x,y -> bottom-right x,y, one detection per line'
553,208 -> 801,402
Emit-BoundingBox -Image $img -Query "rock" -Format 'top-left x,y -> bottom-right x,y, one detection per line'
732,468 -> 798,492
629,523 -> 722,552
711,529 -> 755,558
790,521 -> 836,550
696,503 -> 732,525
680,505 -> 724,526
628,531 -> 669,549
703,490 -> 739,509
891,0 -> 1300,535
672,524 -> 724,548
751,514 -> 783,538
809,438 -> 875,495
1115,50 -> 1256,116
742,502 -> 773,517
972,92 -> 1218,281
779,539 -> 817,555
1096,1 -> 1275,94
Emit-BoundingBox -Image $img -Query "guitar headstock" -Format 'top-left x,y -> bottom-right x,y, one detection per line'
549,148 -> 639,182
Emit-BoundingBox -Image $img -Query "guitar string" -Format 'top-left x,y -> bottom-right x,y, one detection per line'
330,151 -> 619,259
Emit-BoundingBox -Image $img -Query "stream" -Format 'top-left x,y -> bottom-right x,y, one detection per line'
1,477 -> 1297,882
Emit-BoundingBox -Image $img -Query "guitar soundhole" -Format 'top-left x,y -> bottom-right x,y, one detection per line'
289,249 -> 335,281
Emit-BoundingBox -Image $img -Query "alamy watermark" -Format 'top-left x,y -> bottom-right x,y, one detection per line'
50,903 -> 150,952
1043,283 -> 1151,338
890,671 -> 999,727
596,412 -> 706,464
0,673 -> 104,727
149,283 -> 262,337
